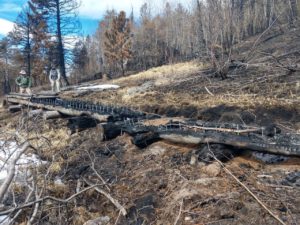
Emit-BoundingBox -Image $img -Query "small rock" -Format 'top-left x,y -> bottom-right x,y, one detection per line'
281,171 -> 300,187
198,162 -> 206,168
147,145 -> 166,156
184,216 -> 192,221
203,162 -> 221,177
83,216 -> 110,225
54,177 -> 65,186
190,155 -> 197,165
194,177 -> 219,186
220,207 -> 235,219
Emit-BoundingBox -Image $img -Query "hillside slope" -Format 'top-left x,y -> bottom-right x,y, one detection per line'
0,23 -> 300,225
61,23 -> 300,132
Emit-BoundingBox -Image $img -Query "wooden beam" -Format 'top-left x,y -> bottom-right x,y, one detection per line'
6,96 -> 111,122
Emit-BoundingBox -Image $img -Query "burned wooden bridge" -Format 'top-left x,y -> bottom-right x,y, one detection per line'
5,93 -> 300,157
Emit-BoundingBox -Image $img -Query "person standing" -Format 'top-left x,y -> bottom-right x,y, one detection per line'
49,66 -> 61,92
15,70 -> 32,94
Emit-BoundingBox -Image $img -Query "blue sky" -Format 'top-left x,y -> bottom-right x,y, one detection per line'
0,0 -> 194,38
0,0 -> 145,38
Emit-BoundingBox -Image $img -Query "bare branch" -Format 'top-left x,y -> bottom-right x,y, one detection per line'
0,184 -> 100,216
208,145 -> 287,225
0,141 -> 31,203
84,179 -> 127,216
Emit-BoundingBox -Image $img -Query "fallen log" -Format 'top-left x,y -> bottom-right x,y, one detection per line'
6,96 -> 111,122
132,132 -> 161,148
5,94 -> 299,157
28,109 -> 43,118
97,122 -> 156,141
67,117 -> 98,134
100,123 -> 123,140
8,105 -> 22,113
158,130 -> 300,157
144,118 -> 265,135
43,111 -> 61,120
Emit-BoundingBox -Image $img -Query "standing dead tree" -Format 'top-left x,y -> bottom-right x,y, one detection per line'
0,38 -> 11,94
31,0 -> 81,86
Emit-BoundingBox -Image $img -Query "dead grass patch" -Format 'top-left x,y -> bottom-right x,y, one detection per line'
112,61 -> 206,86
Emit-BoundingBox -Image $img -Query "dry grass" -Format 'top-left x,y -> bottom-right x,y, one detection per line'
116,91 -> 296,111
111,61 -> 206,86
72,207 -> 101,225
71,61 -> 299,118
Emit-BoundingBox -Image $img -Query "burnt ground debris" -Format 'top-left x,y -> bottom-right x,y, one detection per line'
1,104 -> 299,225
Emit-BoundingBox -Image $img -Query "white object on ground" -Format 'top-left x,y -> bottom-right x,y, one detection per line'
0,141 -> 47,182
0,215 -> 11,225
77,84 -> 120,90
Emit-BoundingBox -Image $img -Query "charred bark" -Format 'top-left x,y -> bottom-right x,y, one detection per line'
158,130 -> 300,157
132,132 -> 161,148
67,116 -> 98,134
55,0 -> 69,86
8,105 -> 22,113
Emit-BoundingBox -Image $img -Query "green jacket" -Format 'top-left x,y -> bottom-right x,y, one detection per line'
15,75 -> 32,88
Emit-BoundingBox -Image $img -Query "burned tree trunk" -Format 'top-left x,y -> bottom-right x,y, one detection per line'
55,0 -> 69,86
210,47 -> 230,80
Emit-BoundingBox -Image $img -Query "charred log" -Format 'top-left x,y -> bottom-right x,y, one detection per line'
132,132 -> 161,148
196,144 -> 236,163
67,117 -> 98,134
158,130 -> 300,157
8,105 -> 22,113
100,123 -> 123,140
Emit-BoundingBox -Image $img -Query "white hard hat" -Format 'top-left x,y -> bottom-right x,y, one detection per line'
19,70 -> 26,75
